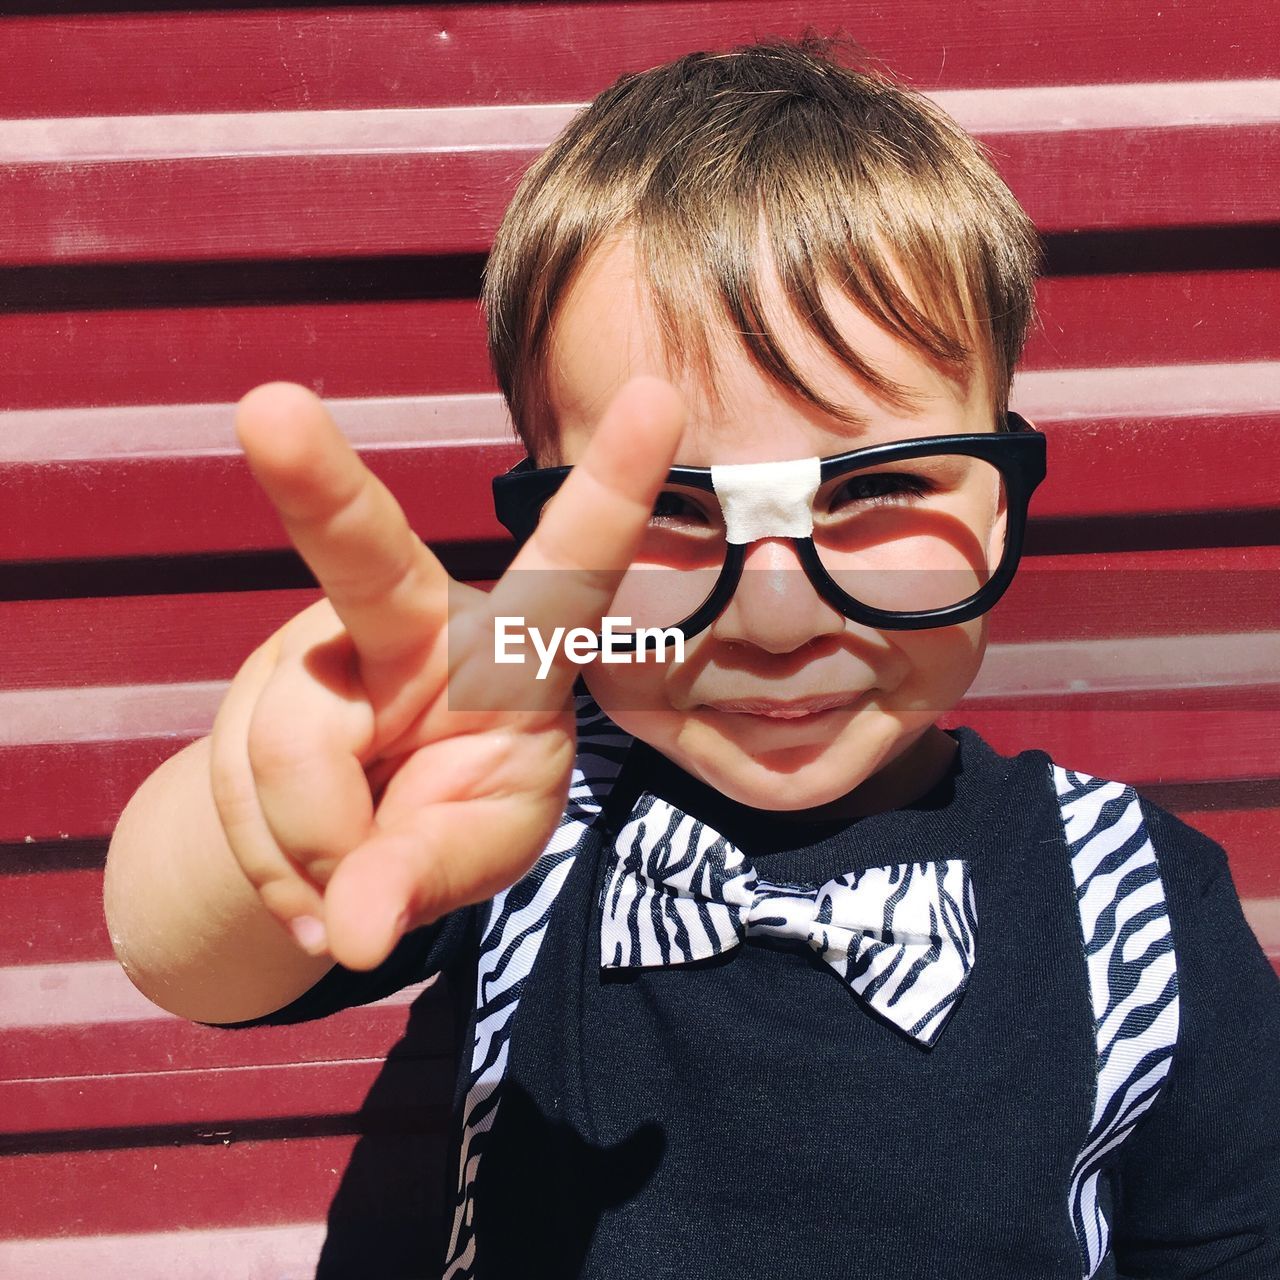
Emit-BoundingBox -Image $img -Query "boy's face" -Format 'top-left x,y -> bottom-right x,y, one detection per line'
546,238 -> 1002,816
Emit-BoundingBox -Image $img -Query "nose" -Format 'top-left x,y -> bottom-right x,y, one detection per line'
709,538 -> 846,654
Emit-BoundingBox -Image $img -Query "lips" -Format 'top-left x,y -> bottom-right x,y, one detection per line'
704,692 -> 861,720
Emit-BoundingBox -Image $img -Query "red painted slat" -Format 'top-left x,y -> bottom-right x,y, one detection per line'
0,443 -> 522,563
3,123 -> 1275,269
1002,556 -> 1280,643
4,550 -> 1279,691
939,709 -> 1280,785
0,865 -> 108,966
5,703 -> 1277,845
986,123 -> 1280,233
3,409 -> 1276,564
1178,810 -> 1280,899
4,271 -> 1277,413
0,1132 -> 447,1238
0,738 -> 192,846
1,1056 -> 453,1140
0,592 -> 316,690
0,1222 -> 331,1277
3,2 -> 1277,119
961,685 -> 1280,717
2,1048 -> 449,1137
1024,270 -> 1280,373
0,150 -> 519,267
4,995 -> 441,1083
0,300 -> 492,413
1029,412 -> 1280,520
6,826 -> 1274,973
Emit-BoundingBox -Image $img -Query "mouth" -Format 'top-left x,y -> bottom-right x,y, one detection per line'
702,692 -> 863,721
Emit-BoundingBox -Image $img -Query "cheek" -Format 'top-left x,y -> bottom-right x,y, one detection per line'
581,620 -> 717,716
891,619 -> 988,710
581,631 -> 713,760
581,652 -> 677,717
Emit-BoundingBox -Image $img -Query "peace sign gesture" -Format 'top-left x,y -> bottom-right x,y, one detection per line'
210,377 -> 684,973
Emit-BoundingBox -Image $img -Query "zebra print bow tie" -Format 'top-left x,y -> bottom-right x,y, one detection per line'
599,792 -> 978,1047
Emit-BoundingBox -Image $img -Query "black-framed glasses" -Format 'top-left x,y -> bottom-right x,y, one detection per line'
492,411 -> 1046,643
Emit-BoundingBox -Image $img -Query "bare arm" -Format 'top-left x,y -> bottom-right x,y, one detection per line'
104,735 -> 336,1025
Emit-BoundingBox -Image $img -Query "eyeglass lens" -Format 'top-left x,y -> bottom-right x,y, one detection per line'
536,452 -> 1009,634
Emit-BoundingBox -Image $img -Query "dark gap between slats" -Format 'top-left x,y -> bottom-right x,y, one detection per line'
0,1106 -> 452,1158
3,232 -> 1277,316
0,838 -> 105,874
1026,510 -> 1280,558
0,254 -> 487,315
1141,777 -> 1280,812
1040,226 -> 1280,276
0,542 -> 513,603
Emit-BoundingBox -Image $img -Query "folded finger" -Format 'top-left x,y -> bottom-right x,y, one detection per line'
209,639 -> 330,951
246,627 -> 379,882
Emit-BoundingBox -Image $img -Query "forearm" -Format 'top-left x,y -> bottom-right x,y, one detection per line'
103,735 -> 336,1024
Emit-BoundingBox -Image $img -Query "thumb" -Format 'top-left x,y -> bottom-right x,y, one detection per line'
321,836 -> 422,971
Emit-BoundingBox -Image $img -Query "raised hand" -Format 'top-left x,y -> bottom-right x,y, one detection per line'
211,378 -> 684,972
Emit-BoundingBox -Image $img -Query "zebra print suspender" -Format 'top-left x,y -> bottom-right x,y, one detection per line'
441,710 -> 1182,1280
441,698 -> 633,1279
1053,765 -> 1181,1280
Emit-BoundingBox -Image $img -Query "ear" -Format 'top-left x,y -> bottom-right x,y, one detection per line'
987,477 -> 1009,570
995,412 -> 1032,566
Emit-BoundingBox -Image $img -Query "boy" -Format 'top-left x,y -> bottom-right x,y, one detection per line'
104,37 -> 1280,1279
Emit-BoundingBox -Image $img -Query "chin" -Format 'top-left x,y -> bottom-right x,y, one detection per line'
705,760 -> 860,811
678,735 -> 883,811
601,701 -> 904,813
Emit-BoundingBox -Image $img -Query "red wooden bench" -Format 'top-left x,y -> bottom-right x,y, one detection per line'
2,3 -> 1276,1273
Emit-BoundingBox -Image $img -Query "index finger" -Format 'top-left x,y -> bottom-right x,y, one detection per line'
484,376 -> 686,697
235,382 -> 450,669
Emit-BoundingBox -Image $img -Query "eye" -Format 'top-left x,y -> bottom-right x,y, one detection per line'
828,471 -> 934,509
649,489 -> 717,529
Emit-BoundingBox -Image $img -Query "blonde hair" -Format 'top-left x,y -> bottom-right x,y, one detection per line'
483,34 -> 1039,462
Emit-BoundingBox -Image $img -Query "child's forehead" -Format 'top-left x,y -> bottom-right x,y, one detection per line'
550,294 -> 988,465
548,248 -> 991,466
555,370 -> 989,469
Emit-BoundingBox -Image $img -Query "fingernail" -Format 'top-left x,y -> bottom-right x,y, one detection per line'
289,914 -> 328,956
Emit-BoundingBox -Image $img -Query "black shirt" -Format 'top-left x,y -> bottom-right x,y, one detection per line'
219,722 -> 1280,1279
